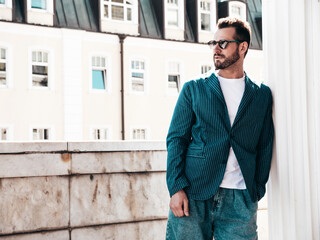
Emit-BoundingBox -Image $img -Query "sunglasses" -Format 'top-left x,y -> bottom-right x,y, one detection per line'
207,40 -> 244,49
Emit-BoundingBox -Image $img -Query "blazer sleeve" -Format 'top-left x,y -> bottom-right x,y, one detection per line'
166,82 -> 196,197
255,88 -> 274,201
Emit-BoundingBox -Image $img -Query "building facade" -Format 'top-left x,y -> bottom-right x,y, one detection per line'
0,0 -> 263,141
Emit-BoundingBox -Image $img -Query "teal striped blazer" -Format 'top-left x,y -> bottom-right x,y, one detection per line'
166,72 -> 274,202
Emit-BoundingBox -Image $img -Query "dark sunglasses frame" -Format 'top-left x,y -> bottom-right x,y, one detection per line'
207,40 -> 244,49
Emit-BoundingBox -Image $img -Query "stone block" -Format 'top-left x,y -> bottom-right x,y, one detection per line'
68,141 -> 166,152
0,231 -> 69,240
0,177 -> 69,234
0,153 -> 71,178
0,142 -> 67,154
70,172 -> 169,227
72,151 -> 166,174
71,220 -> 167,240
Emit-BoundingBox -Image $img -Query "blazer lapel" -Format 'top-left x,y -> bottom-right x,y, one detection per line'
206,72 -> 225,104
233,75 -> 258,126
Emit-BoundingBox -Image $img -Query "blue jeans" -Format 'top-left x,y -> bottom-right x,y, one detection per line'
166,188 -> 258,240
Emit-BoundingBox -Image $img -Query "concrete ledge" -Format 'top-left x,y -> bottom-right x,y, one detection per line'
0,142 -> 68,154
68,141 -> 166,152
0,154 -> 71,178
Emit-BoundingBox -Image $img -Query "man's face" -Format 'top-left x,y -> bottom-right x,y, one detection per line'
212,27 -> 241,70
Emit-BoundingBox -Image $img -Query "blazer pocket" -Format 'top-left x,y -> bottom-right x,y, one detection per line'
186,146 -> 205,158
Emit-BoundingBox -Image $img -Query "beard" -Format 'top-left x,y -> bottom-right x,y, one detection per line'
214,48 -> 240,70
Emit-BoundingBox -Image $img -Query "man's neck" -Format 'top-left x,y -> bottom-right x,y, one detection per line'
217,68 -> 244,79
217,61 -> 245,79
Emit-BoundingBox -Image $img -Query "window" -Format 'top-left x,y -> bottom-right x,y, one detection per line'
130,60 -> 145,93
168,62 -> 180,93
103,0 -> 133,21
200,1 -> 211,31
92,56 -> 107,90
33,128 -> 50,140
0,0 -> 5,5
92,128 -> 108,140
31,0 -> 47,10
32,50 -> 49,87
1,128 -> 7,141
167,0 -> 179,27
132,128 -> 146,140
0,48 -> 7,87
201,65 -> 212,74
229,1 -> 247,21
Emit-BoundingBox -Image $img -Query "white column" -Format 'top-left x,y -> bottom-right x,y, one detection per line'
62,29 -> 84,140
263,0 -> 320,239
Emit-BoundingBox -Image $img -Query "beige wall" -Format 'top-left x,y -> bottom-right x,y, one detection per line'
0,21 -> 263,141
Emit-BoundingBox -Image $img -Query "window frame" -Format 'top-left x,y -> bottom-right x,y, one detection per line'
0,46 -> 9,88
129,57 -> 148,95
200,63 -> 213,74
228,1 -> 247,21
130,126 -> 149,140
29,48 -> 53,90
165,0 -> 184,29
90,125 -> 111,140
0,0 -> 12,8
0,125 -> 12,141
198,0 -> 217,33
90,53 -> 111,93
101,0 -> 138,24
30,125 -> 54,141
27,0 -> 53,13
167,60 -> 183,95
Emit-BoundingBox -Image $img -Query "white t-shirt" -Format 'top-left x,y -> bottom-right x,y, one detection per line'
218,74 -> 247,189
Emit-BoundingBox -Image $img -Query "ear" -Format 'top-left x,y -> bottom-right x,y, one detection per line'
240,41 -> 248,55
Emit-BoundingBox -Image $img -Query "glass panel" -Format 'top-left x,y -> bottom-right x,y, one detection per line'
43,52 -> 48,63
132,72 -> 144,78
169,62 -> 179,72
31,0 -> 47,10
92,57 -> 96,67
112,0 -> 123,3
168,0 -> 178,5
0,72 -> 6,85
44,129 -> 49,140
132,79 -> 144,92
33,129 -> 39,140
168,75 -> 180,92
0,62 -> 6,71
32,65 -> 48,75
101,57 -> 106,68
168,9 -> 178,26
1,129 -> 7,140
201,13 -> 210,31
104,5 -> 109,18
126,0 -> 133,5
96,57 -> 100,67
127,7 -> 132,21
32,52 -> 37,62
92,70 -> 106,89
112,5 -> 124,20
0,0 -> 5,5
32,65 -> 48,87
1,49 -> 5,59
200,1 -> 210,11
38,51 -> 42,62
232,5 -> 241,16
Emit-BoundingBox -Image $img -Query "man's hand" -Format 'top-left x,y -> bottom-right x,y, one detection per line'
169,189 -> 189,217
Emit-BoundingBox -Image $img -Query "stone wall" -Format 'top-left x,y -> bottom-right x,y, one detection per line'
0,142 -> 268,239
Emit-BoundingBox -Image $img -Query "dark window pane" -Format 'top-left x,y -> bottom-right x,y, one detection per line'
32,65 -> 48,75
132,72 -> 143,78
0,63 -> 6,71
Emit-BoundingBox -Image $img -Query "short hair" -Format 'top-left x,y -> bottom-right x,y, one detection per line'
217,17 -> 251,55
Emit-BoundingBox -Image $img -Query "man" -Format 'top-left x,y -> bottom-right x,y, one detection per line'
166,17 -> 274,240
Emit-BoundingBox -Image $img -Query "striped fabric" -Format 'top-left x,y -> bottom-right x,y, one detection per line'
166,72 -> 274,202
